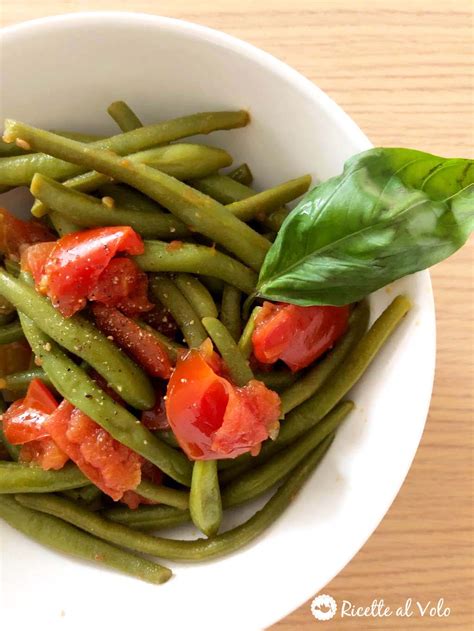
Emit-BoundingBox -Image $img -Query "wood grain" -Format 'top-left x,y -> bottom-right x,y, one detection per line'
1,1 -> 473,628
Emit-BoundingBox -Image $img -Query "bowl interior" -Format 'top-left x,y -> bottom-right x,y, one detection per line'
0,13 -> 435,631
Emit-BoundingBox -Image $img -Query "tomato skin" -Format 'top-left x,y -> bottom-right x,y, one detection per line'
141,386 -> 169,430
44,400 -> 142,501
88,257 -> 153,316
252,302 -> 350,372
0,207 -> 54,259
92,304 -> 172,379
166,347 -> 281,460
20,241 -> 56,284
37,226 -> 145,317
2,379 -> 58,444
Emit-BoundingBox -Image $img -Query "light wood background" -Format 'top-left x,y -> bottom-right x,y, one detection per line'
1,1 -> 473,629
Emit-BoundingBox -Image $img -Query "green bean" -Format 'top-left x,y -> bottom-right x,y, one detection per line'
49,212 -> 80,236
0,313 -> 15,326
154,429 -> 180,449
280,301 -> 370,414
225,175 -> 311,222
191,173 -> 290,231
137,241 -> 257,294
19,315 -> 192,486
3,259 -> 20,276
107,100 -> 143,132
33,143 -> 234,217
0,423 -> 21,461
218,458 -> 256,485
0,367 -> 51,393
3,122 -> 269,271
16,439 -> 330,561
0,293 -> 16,319
150,275 -> 208,348
238,306 -> 261,359
136,480 -> 190,510
0,138 -> 32,158
103,503 -> 190,531
202,317 -> 253,386
98,183 -> 163,214
174,273 -> 218,319
220,285 -> 242,341
51,131 -> 106,143
136,321 -> 184,363
1,495 -> 171,584
31,173 -> 189,239
63,484 -> 103,506
0,320 -> 24,344
253,368 -> 298,392
0,268 -> 154,410
200,275 -> 225,296
0,461 -> 88,492
228,163 -> 253,186
2,111 -> 248,189
189,460 -> 222,537
221,402 -> 350,507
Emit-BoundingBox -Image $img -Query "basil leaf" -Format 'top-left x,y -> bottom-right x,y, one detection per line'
257,148 -> 474,305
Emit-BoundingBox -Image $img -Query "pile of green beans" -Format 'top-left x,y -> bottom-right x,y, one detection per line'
0,102 -> 414,586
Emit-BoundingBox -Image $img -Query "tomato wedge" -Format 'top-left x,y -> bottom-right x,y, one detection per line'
92,304 -> 172,379
21,241 -> 56,285
166,343 -> 281,460
34,226 -> 145,317
44,400 -> 142,501
19,439 -> 69,470
252,302 -> 350,372
0,207 -> 54,259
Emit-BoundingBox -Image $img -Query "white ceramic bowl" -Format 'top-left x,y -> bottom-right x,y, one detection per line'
0,12 -> 436,631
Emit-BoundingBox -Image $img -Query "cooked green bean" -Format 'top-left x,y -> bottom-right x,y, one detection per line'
220,285 -> 241,341
98,183 -> 163,214
253,368 -> 298,392
221,402 -> 350,507
218,458 -> 256,485
0,138 -> 32,157
190,460 -> 222,537
49,212 -> 80,236
0,268 -> 154,410
51,131 -> 107,142
229,163 -> 253,186
19,315 -> 192,486
0,131 -> 103,158
280,300 -> 370,414
0,294 -> 16,319
103,503 -> 190,531
174,273 -> 218,319
32,143 -> 234,217
136,480 -> 190,510
151,275 -> 208,348
0,461 -> 88,493
202,317 -> 253,386
4,122 -> 270,271
225,174 -> 311,222
136,321 -> 184,363
15,439 -> 330,561
107,100 -> 143,132
0,495 -> 171,584
31,173 -> 190,239
0,367 -> 51,393
237,305 -> 261,359
0,423 -> 21,461
0,312 -> 15,326
154,429 -> 180,449
2,111 -> 247,190
137,241 -> 257,294
3,259 -> 20,276
62,484 -> 103,506
0,320 -> 24,344
200,275 -> 225,296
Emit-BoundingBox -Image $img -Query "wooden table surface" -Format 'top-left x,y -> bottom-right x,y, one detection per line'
1,1 -> 472,628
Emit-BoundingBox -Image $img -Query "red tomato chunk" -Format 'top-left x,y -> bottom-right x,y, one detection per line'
252,302 -> 350,372
166,343 -> 281,460
45,400 -> 142,501
0,207 -> 54,259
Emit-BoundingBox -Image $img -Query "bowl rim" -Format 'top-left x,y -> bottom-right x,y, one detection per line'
0,11 -> 436,628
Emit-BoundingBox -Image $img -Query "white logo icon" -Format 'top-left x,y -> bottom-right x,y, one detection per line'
311,594 -> 337,621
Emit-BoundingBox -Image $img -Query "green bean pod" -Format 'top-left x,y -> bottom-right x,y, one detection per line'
137,241 -> 257,295
0,268 -> 154,410
253,368 -> 298,392
19,315 -> 192,486
136,321 -> 184,363
0,367 -> 51,393
136,480 -> 190,510
49,212 -> 81,236
228,163 -> 253,186
280,300 -> 370,414
0,423 -> 21,461
220,285 -> 242,342
4,121 -> 269,271
225,174 -> 311,222
15,440 -> 331,561
31,173 -> 190,239
221,402 -> 350,506
189,460 -> 223,537
0,495 -> 171,584
202,317 -> 253,386
0,461 -> 88,493
2,111 -> 248,190
107,100 -> 143,131
103,503 -> 190,531
174,273 -> 218,319
0,320 -> 24,344
150,275 -> 208,348
97,183 -> 163,214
